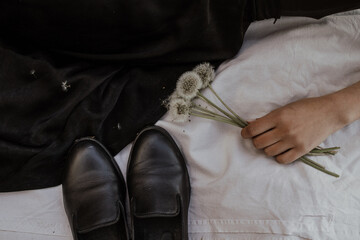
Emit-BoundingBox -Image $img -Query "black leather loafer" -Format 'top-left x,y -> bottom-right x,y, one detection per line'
62,137 -> 129,240
127,126 -> 191,240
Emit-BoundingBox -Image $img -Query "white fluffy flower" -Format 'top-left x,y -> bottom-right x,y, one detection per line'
168,97 -> 191,122
176,71 -> 202,100
193,62 -> 215,88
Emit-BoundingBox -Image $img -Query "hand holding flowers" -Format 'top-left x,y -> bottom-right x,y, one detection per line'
167,63 -> 340,177
241,96 -> 345,165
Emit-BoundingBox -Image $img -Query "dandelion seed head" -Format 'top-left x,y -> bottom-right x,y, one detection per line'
176,71 -> 202,100
193,62 -> 215,88
169,97 -> 191,122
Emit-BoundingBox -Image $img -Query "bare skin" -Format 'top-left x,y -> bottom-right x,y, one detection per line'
241,81 -> 360,164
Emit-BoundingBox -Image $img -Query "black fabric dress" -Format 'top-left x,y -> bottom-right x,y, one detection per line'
0,0 -> 359,192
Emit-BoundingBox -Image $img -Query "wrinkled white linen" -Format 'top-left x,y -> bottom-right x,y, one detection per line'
1,11 -> 360,240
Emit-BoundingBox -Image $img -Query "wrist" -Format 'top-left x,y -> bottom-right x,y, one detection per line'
325,89 -> 360,128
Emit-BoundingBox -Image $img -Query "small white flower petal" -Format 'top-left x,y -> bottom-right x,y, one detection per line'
163,92 -> 179,108
61,81 -> 71,92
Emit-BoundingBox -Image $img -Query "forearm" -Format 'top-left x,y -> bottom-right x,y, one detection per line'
327,81 -> 360,127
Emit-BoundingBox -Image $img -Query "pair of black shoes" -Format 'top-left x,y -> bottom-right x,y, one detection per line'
62,126 -> 191,240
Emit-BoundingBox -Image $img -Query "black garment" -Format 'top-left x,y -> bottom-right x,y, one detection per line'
0,1 -> 359,192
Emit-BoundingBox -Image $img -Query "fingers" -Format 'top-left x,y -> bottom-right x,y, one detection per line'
275,148 -> 303,164
251,128 -> 282,149
263,141 -> 293,157
241,116 -> 275,139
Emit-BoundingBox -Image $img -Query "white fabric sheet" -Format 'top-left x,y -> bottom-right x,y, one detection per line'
1,11 -> 360,240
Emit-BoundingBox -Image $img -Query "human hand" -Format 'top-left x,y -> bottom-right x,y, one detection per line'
241,96 -> 345,164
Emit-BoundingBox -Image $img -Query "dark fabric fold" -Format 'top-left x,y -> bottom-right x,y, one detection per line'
280,0 -> 360,19
0,0 -> 248,192
250,0 -> 281,21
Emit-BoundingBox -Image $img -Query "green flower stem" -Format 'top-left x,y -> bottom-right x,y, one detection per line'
300,157 -> 324,170
324,147 -> 341,151
300,156 -> 325,169
310,149 -> 339,156
191,108 -> 237,124
306,153 -> 332,157
310,147 -> 340,152
208,85 -> 248,127
192,105 -> 226,118
192,105 -> 239,124
197,92 -> 246,128
190,111 -> 241,127
307,151 -> 338,157
314,151 -> 337,156
300,156 -> 339,178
